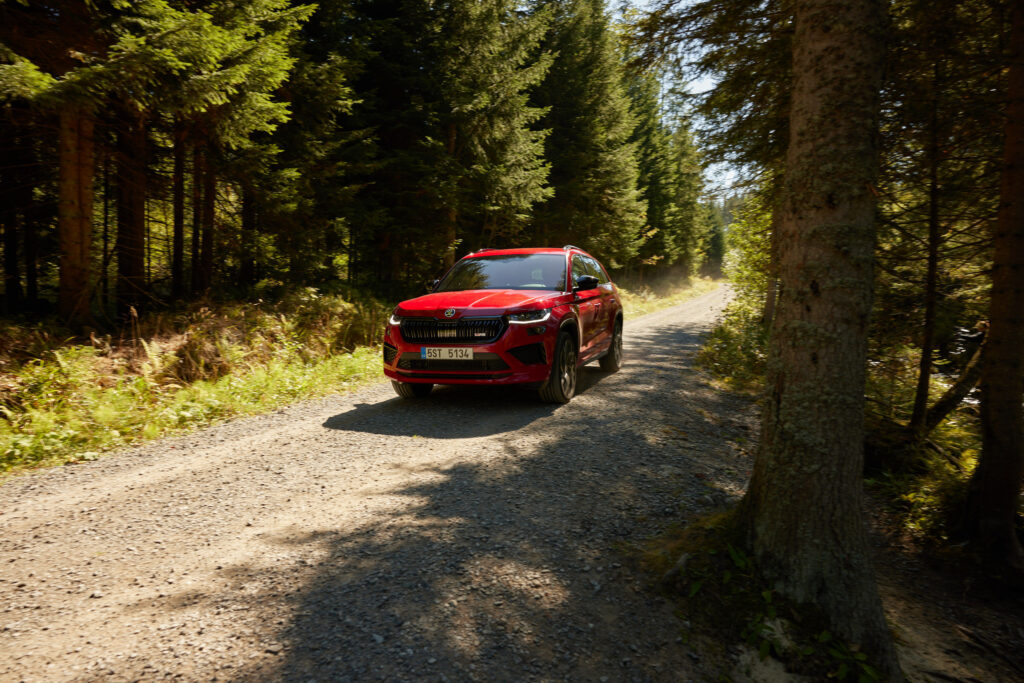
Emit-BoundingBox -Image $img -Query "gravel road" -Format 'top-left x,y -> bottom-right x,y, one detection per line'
0,285 -> 757,682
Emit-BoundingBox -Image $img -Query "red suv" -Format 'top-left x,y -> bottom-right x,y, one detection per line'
382,246 -> 623,402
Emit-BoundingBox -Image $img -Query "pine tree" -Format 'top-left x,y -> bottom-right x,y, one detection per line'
429,0 -> 553,267
625,61 -> 704,280
963,0 -> 1024,570
874,0 -> 1003,440
533,0 -> 645,267
327,0 -> 552,292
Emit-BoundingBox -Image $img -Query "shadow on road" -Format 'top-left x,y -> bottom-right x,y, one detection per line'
321,367 -> 609,439
226,314 -> 756,679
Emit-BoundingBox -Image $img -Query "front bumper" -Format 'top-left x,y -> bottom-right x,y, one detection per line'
382,318 -> 557,385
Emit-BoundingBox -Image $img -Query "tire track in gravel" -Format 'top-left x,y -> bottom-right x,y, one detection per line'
0,284 -> 758,682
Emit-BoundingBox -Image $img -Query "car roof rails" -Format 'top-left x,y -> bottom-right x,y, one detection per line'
562,244 -> 582,251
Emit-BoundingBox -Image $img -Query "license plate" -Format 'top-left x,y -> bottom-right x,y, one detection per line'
420,347 -> 473,360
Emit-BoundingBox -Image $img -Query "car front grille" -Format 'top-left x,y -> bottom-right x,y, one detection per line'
399,317 -> 506,344
383,343 -> 398,365
397,352 -> 509,372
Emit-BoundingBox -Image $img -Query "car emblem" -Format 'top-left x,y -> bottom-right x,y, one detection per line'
444,308 -> 456,318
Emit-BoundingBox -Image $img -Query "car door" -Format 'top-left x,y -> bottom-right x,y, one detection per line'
571,253 -> 601,357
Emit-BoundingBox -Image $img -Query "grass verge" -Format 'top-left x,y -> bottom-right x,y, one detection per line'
618,277 -> 720,319
1,289 -> 389,477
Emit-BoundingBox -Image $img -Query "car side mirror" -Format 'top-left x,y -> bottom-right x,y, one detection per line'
426,279 -> 439,293
574,274 -> 599,292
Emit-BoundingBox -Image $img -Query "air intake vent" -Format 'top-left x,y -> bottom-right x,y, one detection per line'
508,343 -> 546,366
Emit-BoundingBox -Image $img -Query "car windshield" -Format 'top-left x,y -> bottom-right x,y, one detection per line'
437,254 -> 567,292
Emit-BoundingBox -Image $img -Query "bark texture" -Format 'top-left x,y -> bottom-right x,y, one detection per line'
1,168 -> 21,313
964,2 -> 1024,569
240,187 -> 256,289
191,146 -> 202,296
116,112 -> 147,314
739,0 -> 899,676
57,104 -> 95,325
199,159 -> 215,293
909,94 -> 943,436
171,123 -> 185,300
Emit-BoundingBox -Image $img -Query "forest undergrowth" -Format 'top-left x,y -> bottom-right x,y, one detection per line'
697,297 -> 995,550
0,278 -> 714,476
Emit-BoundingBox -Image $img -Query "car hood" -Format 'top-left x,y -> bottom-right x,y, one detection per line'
397,290 -> 567,318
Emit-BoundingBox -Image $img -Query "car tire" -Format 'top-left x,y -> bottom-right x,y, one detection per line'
392,380 -> 433,398
599,316 -> 623,373
539,331 -> 577,403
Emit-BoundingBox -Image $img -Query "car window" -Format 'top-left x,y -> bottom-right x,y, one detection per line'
582,255 -> 609,284
571,254 -> 591,288
437,254 -> 567,291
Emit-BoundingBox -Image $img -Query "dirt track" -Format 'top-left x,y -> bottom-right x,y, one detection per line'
0,286 -> 758,682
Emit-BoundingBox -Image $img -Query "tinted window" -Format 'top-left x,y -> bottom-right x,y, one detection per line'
437,254 -> 567,292
571,255 -> 590,287
582,255 -> 609,283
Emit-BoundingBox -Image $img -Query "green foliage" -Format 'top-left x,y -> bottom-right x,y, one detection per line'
696,196 -> 768,389
722,200 -> 770,301
867,417 -> 981,545
0,291 -> 388,473
624,60 -> 704,277
532,0 -> 646,267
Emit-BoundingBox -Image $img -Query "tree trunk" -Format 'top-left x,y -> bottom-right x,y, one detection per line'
116,111 -> 147,314
963,2 -> 1024,570
23,203 -> 38,306
171,121 -> 185,301
923,333 -> 984,436
200,158 -> 215,293
443,122 -> 458,269
57,104 -> 95,325
191,145 -> 203,296
1,172 -> 21,314
101,149 -> 110,311
239,186 -> 256,289
738,0 -> 899,676
910,71 -> 943,437
2,125 -> 26,313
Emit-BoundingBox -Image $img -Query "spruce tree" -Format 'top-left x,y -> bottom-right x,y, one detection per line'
533,0 -> 645,267
431,0 -> 553,266
626,64 -> 703,279
327,0 -> 552,292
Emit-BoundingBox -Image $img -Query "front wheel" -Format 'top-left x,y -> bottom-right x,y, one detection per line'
392,381 -> 433,398
539,332 -> 577,403
599,317 -> 623,372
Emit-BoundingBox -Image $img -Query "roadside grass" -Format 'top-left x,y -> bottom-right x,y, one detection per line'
1,289 -> 388,476
0,278 -> 718,477
695,297 -> 767,394
618,276 -> 720,319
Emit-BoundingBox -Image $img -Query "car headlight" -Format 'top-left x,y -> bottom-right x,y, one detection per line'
389,311 -> 402,325
508,308 -> 552,324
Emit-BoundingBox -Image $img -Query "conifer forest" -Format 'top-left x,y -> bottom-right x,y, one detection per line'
0,0 -> 723,321
1,0 -> 1024,680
